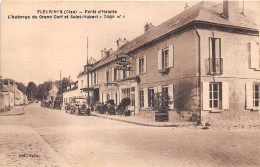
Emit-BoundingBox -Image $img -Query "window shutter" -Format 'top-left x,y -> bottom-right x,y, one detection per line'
120,70 -> 123,79
169,45 -> 174,67
127,65 -> 130,77
154,86 -> 158,93
105,71 -> 107,83
158,50 -> 162,70
89,73 -> 92,87
136,58 -> 139,75
169,84 -> 174,109
96,71 -> 98,84
202,82 -> 210,110
92,72 -> 94,85
222,82 -> 229,110
104,93 -> 107,103
144,88 -> 148,108
144,55 -> 147,73
112,68 -> 114,81
250,42 -> 259,69
157,86 -> 162,93
246,82 -> 253,109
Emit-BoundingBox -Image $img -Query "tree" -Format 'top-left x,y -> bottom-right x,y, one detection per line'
26,82 -> 38,101
36,81 -> 52,100
16,82 -> 27,94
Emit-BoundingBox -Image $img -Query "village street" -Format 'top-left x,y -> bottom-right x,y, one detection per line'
0,103 -> 259,167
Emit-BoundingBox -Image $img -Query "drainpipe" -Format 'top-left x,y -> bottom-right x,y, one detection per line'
194,26 -> 202,125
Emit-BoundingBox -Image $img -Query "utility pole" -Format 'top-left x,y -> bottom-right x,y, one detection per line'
87,36 -> 90,114
60,70 -> 62,103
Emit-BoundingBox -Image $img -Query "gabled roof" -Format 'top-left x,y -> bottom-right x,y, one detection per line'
90,1 -> 259,71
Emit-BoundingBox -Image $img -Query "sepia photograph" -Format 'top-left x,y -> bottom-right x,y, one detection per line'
0,0 -> 260,166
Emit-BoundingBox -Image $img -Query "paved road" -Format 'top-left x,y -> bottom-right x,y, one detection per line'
0,103 -> 259,167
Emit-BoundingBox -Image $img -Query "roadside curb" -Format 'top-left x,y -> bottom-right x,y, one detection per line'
0,106 -> 26,116
91,113 -> 196,127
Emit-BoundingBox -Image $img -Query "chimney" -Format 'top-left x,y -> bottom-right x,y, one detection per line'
101,48 -> 108,59
184,2 -> 189,10
223,0 -> 239,21
144,23 -> 155,32
109,48 -> 114,55
117,38 -> 128,49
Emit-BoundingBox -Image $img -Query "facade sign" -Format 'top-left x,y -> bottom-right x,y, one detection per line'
115,66 -> 132,71
117,61 -> 130,66
117,53 -> 130,59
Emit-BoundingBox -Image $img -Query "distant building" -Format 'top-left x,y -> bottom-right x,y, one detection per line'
47,83 -> 59,101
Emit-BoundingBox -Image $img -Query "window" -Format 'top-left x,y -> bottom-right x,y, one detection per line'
122,88 -> 130,99
162,86 -> 169,94
106,70 -> 110,83
130,93 -> 135,107
209,38 -> 222,74
114,68 -> 117,81
94,72 -> 97,85
139,57 -> 144,74
162,48 -> 169,69
148,88 -> 154,107
209,83 -> 222,109
158,46 -> 174,70
107,93 -> 110,101
123,70 -> 127,79
140,90 -> 144,108
253,84 -> 259,107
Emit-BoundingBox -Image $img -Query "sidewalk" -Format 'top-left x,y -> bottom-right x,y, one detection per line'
0,105 -> 26,116
91,111 -> 196,127
0,125 -> 70,167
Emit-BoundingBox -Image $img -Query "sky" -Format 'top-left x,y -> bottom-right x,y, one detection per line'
1,0 -> 260,85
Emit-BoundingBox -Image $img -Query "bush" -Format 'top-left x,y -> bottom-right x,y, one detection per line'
152,92 -> 172,113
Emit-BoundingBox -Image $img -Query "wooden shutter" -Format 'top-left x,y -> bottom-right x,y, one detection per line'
209,38 -> 212,58
158,50 -> 162,70
89,73 -> 92,87
144,55 -> 147,73
169,84 -> 174,109
96,71 -> 98,84
154,86 -> 158,93
250,42 -> 259,69
104,93 -> 107,103
202,82 -> 210,110
144,88 -> 148,108
136,58 -> 139,75
112,68 -> 114,81
222,82 -> 229,110
127,65 -> 130,77
246,82 -> 253,109
157,86 -> 162,93
169,45 -> 174,67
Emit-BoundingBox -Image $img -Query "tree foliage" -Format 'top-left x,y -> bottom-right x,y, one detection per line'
152,91 -> 173,113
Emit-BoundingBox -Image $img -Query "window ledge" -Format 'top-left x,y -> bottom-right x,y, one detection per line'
250,108 -> 260,112
209,109 -> 223,113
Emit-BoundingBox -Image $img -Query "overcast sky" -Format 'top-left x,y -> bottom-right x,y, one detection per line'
1,0 -> 259,85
